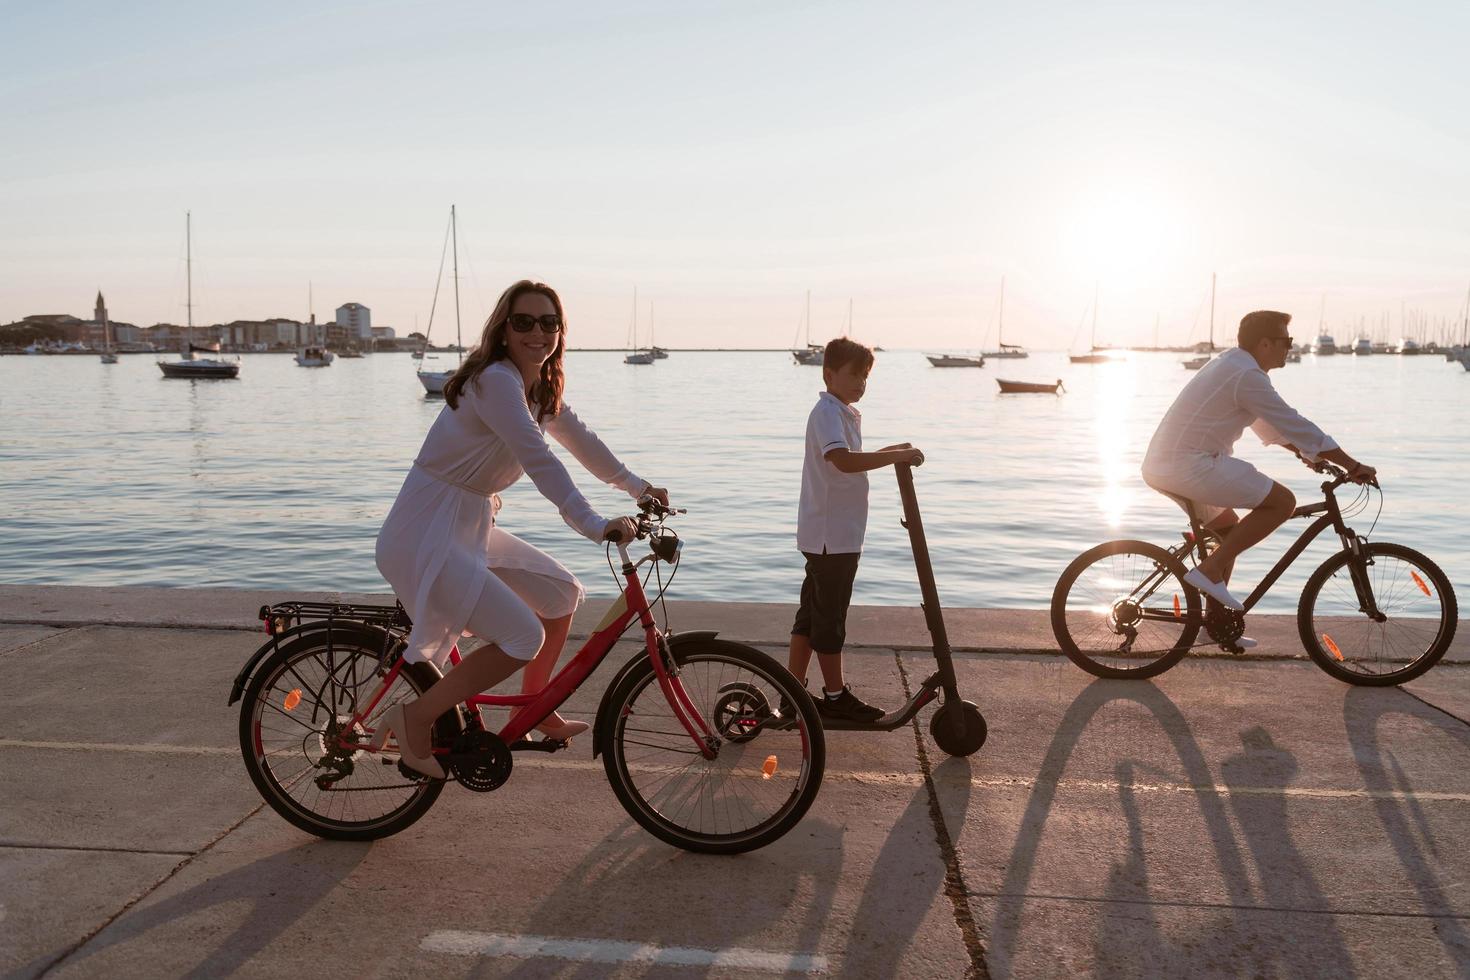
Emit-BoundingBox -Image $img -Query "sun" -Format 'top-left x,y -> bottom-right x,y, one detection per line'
1062,188 -> 1181,292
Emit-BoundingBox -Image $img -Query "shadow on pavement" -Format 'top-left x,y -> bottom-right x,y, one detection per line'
15,837 -> 369,980
1345,687 -> 1470,966
487,815 -> 846,980
988,678 -> 1356,976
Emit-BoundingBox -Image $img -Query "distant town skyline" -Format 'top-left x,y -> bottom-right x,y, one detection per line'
3,2 -> 1468,350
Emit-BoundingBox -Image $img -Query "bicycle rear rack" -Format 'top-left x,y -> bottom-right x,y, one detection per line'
259,599 -> 412,636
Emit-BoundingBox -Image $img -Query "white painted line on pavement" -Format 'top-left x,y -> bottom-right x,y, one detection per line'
6,738 -> 1467,804
0,738 -> 235,756
421,929 -> 829,973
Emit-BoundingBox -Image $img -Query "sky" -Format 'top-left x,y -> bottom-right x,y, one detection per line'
3,0 -> 1468,350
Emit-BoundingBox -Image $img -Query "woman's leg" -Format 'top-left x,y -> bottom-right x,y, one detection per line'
512,612 -> 584,735
398,644 -> 526,760
395,574 -> 545,758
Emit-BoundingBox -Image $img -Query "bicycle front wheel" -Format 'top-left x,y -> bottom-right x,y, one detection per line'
1051,540 -> 1202,679
601,638 -> 825,854
1298,542 -> 1458,686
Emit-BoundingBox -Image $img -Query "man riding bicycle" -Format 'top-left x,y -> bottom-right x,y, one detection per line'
1142,310 -> 1377,638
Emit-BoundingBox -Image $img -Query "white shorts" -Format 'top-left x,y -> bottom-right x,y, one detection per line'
1142,452 -> 1274,523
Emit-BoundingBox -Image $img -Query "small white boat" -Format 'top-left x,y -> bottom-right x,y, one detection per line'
791,291 -> 824,365
294,345 -> 335,367
415,205 -> 465,397
624,350 -> 655,365
1182,355 -> 1212,370
1352,337 -> 1373,356
926,353 -> 984,368
418,369 -> 453,395
1312,334 -> 1337,355
337,348 -> 365,359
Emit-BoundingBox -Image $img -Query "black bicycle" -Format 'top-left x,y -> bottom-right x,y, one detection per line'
1051,459 -> 1457,685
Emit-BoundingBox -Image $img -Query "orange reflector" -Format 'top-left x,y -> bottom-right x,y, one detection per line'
283,689 -> 302,711
1411,571 -> 1432,598
1172,594 -> 1182,619
761,755 -> 778,780
1322,634 -> 1344,661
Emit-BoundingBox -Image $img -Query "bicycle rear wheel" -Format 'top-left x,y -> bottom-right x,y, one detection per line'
238,624 -> 457,841
601,639 -> 825,854
1051,540 -> 1201,679
1298,542 -> 1458,686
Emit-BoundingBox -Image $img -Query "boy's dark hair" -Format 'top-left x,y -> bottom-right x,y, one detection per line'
1238,310 -> 1292,349
824,337 -> 875,374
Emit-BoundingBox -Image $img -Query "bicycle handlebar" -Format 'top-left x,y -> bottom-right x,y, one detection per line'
1296,453 -> 1378,489
603,495 -> 685,544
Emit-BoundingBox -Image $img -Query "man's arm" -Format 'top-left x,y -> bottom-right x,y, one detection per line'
1279,442 -> 1377,484
826,446 -> 924,473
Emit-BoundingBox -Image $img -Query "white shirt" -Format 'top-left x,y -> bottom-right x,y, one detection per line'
1144,347 -> 1338,474
376,360 -> 645,665
797,391 -> 868,554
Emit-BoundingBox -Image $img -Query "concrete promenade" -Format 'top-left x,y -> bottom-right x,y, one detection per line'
3,585 -> 1469,978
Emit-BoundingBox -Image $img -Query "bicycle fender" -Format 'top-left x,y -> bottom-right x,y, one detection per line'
226,620 -> 395,707
590,630 -> 720,758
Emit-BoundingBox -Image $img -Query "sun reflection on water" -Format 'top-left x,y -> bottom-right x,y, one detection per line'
1092,359 -> 1139,528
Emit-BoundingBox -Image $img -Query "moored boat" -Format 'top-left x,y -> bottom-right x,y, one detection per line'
1352,336 -> 1373,355
294,345 -> 335,367
158,212 -> 240,380
1312,333 -> 1337,355
926,353 -> 984,368
997,378 -> 1063,394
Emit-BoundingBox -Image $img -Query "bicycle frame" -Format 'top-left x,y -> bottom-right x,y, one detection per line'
1135,475 -> 1379,625
342,542 -> 718,761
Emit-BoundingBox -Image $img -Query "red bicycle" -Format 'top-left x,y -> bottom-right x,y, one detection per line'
229,497 -> 825,854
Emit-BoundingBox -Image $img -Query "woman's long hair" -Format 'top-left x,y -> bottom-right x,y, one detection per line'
443,279 -> 566,421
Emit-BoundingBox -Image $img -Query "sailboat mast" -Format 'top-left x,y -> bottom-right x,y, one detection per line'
185,211 -> 194,356
1208,272 -> 1216,350
805,289 -> 811,347
451,204 -> 462,366
999,276 -> 1006,347
1091,282 -> 1098,350
847,298 -> 853,336
632,286 -> 639,349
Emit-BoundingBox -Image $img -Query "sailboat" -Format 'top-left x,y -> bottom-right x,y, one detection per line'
625,288 -> 655,364
1070,285 -> 1109,363
417,206 -> 463,396
1182,274 -> 1217,370
982,277 -> 1027,359
648,302 -> 669,359
98,291 -> 118,364
159,212 -> 240,379
792,290 -> 823,365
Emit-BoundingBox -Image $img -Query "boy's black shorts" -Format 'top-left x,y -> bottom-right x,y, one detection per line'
791,551 -> 861,653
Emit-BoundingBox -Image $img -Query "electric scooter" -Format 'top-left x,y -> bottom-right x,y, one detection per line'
718,464 -> 988,756
812,463 -> 986,756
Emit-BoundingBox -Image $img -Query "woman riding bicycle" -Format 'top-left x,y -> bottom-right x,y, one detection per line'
374,279 -> 667,777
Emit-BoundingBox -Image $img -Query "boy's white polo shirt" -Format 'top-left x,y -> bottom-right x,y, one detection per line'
797,391 -> 868,554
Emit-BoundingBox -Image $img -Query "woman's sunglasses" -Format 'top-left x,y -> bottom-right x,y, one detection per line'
507,313 -> 563,334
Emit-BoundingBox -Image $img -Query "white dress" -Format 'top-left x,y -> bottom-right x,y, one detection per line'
376,361 -> 645,667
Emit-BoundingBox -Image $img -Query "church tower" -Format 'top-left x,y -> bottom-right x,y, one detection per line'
95,290 -> 107,324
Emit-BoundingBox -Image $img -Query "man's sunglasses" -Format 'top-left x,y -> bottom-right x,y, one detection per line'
1267,335 -> 1294,346
508,313 -> 563,333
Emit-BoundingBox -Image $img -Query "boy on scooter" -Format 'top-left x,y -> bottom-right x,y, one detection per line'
790,337 -> 925,722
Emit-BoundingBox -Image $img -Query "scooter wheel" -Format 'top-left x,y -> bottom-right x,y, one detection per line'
929,700 -> 987,757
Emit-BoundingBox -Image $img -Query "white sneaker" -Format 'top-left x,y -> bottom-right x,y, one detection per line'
1185,568 -> 1244,611
1230,637 -> 1258,650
